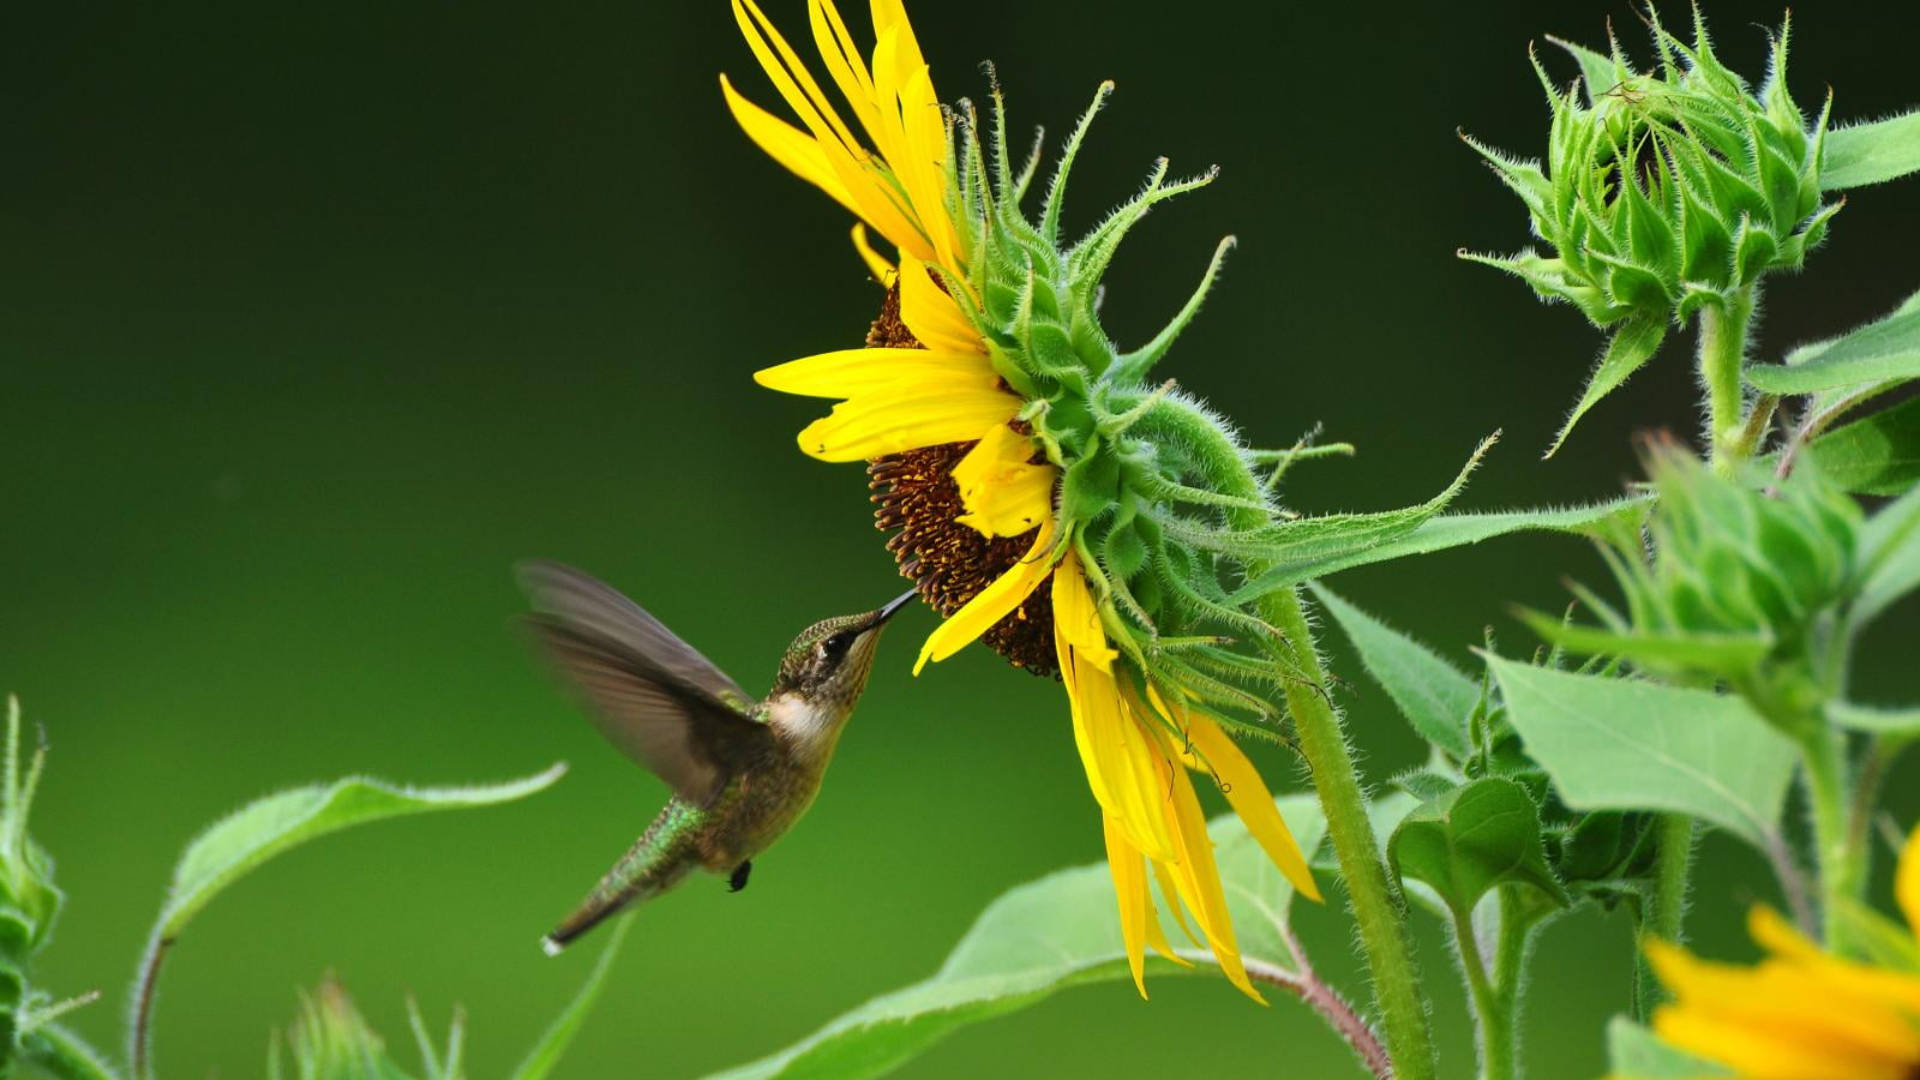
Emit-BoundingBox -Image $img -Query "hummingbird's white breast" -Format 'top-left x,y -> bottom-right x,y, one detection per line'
766,692 -> 845,765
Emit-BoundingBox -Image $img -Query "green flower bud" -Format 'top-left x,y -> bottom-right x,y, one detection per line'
1461,9 -> 1841,455
1636,443 -> 1856,642
1549,439 -> 1863,718
1467,9 -> 1837,325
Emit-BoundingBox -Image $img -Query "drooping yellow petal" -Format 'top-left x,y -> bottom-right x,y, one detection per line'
1050,555 -> 1117,671
850,224 -> 895,285
1899,823 -> 1920,940
1150,859 -> 1202,950
1178,709 -> 1322,903
1103,815 -> 1152,998
1160,757 -> 1263,1003
915,516 -> 1059,671
1061,652 -> 1176,861
754,347 -> 991,398
720,74 -> 861,217
797,387 -> 1019,462
952,425 -> 1055,539
897,258 -> 984,356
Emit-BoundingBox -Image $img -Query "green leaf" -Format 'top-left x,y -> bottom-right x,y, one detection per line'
1515,607 -> 1772,680
131,765 -> 565,1079
1827,701 -> 1920,736
157,766 -> 565,939
1228,498 -> 1646,604
1856,481 -> 1920,626
1746,288 -> 1920,394
1547,314 -> 1670,458
1605,1016 -> 1731,1078
699,798 -> 1329,1080
1311,584 -> 1475,758
510,912 -> 633,1080
1486,657 -> 1796,851
1807,396 -> 1920,495
1389,778 -> 1566,919
1823,110 -> 1920,190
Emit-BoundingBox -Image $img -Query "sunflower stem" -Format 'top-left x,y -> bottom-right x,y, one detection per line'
1698,288 -> 1756,475
1631,813 -> 1696,1019
1451,904 -> 1513,1080
1158,399 -> 1437,1080
1800,726 -> 1865,953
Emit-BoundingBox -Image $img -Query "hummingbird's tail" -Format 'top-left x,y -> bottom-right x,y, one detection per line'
541,891 -> 643,956
540,808 -> 700,955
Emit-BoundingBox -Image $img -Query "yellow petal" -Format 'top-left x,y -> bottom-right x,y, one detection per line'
1061,656 -> 1176,861
1103,815 -> 1151,999
1748,906 -> 1920,1013
915,517 -> 1058,670
1179,710 -> 1322,903
720,75 -> 860,218
733,0 -> 861,167
952,426 -> 1055,539
1150,859 -> 1202,950
897,258 -> 984,356
1899,823 -> 1920,940
754,347 -> 991,398
795,385 -> 1020,462
1049,556 -> 1117,672
730,0 -> 927,261
1653,1003 -> 1917,1080
1161,760 -> 1264,1004
850,224 -> 895,285
807,0 -> 882,149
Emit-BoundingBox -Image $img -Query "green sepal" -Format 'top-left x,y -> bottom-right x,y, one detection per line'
1545,313 -> 1668,458
1388,777 -> 1569,920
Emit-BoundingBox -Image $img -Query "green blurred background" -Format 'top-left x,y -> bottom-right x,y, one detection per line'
6,1 -> 1919,1076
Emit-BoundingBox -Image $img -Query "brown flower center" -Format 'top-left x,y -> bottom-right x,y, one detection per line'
864,287 -> 1058,677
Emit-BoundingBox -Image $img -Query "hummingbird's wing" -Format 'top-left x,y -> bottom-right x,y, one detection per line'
518,560 -> 772,807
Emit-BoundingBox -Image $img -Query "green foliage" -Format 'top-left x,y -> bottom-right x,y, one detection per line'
508,914 -> 634,1080
699,797 -> 1330,1080
1312,585 -> 1476,757
262,916 -> 633,1080
1487,657 -> 1798,851
1822,110 -> 1920,189
1534,443 -> 1859,707
1854,482 -> 1920,626
1389,779 -> 1567,919
133,765 -> 566,1080
1745,288 -> 1920,395
1806,396 -> 1920,496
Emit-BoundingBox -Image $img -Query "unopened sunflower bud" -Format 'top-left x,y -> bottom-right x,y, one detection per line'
1463,9 -> 1840,454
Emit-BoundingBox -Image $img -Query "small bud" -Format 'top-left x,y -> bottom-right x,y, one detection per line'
1462,10 -> 1841,453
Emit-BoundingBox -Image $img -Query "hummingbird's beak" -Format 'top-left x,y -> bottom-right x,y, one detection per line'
870,588 -> 918,629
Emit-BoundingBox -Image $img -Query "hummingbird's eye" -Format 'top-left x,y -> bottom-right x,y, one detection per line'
821,630 -> 855,662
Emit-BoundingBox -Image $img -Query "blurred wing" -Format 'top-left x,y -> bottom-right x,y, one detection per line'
518,562 -> 768,806
519,560 -> 753,711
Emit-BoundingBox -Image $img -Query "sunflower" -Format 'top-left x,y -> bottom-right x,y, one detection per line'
1624,823 -> 1920,1079
724,0 -> 1321,1000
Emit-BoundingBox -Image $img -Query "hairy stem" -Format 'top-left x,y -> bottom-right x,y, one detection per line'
1632,814 -> 1696,1019
1451,906 -> 1512,1080
23,1024 -> 124,1080
129,932 -> 172,1080
1698,289 -> 1757,475
1180,950 -> 1393,1080
1801,727 -> 1865,952
1157,398 -> 1436,1080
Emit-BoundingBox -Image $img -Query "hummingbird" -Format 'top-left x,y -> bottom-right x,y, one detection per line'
517,560 -> 914,954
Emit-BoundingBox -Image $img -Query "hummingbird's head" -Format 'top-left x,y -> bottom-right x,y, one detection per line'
771,589 -> 916,712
